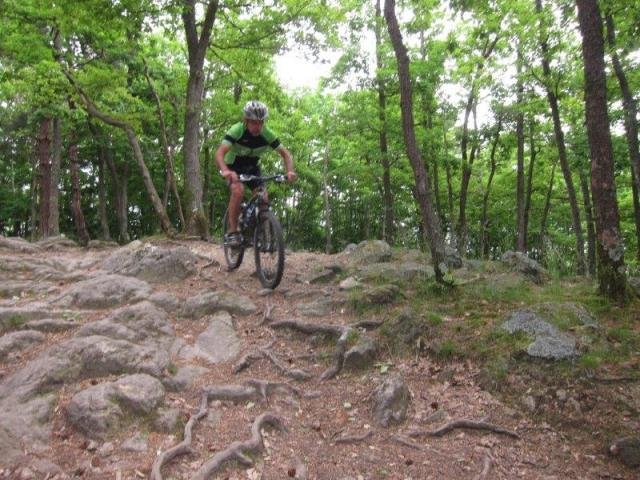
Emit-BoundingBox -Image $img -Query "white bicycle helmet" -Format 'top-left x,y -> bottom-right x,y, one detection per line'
243,100 -> 269,121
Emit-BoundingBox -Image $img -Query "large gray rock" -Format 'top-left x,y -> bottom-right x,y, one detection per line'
102,243 -> 198,283
66,374 -> 165,439
372,375 -> 411,427
23,318 -> 78,333
344,335 -> 377,370
0,330 -> 45,360
0,302 -> 174,460
343,240 -> 392,267
502,309 -> 577,360
0,306 -> 78,332
0,236 -> 41,253
609,436 -> 640,468
181,291 -> 257,318
192,312 -> 241,364
296,297 -> 334,317
52,274 -> 152,309
357,262 -> 434,282
501,251 -> 548,284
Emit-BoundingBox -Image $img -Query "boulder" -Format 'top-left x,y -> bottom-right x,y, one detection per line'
181,291 -> 257,318
101,243 -> 198,283
344,335 -> 377,370
52,274 -> 152,309
0,330 -> 45,360
343,240 -> 392,267
372,375 -> 411,427
501,251 -> 548,284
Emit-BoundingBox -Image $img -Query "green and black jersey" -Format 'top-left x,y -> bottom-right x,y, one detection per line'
221,122 -> 282,166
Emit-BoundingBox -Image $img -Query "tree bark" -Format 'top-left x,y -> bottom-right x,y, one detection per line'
605,12 -> 640,261
516,48 -> 526,252
182,0 -> 220,237
50,117 -> 62,236
68,134 -> 90,246
96,142 -> 112,241
536,0 -> 585,274
480,119 -> 502,258
63,69 -> 175,237
539,161 -> 556,262
523,117 -> 537,251
579,168 -> 596,275
37,117 -> 52,239
144,60 -> 185,228
384,0 -> 446,282
376,0 -> 395,245
576,0 -> 626,300
323,147 -> 333,254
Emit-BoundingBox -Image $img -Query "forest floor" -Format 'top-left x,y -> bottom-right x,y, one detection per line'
1,237 -> 639,479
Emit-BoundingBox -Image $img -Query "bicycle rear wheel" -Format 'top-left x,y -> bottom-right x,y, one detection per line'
253,210 -> 285,289
223,208 -> 244,270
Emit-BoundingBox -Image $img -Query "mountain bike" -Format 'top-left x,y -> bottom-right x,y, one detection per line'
222,173 -> 286,289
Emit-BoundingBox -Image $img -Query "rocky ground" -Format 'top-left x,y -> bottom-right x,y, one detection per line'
0,235 -> 637,479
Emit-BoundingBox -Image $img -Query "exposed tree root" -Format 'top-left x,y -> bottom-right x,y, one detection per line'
261,303 -> 275,324
473,454 -> 493,480
191,412 -> 286,480
391,434 -> 425,450
351,319 -> 384,329
408,419 -> 520,439
233,344 -> 312,381
204,379 -> 301,404
150,393 -> 208,480
270,319 -> 353,380
334,430 -> 373,444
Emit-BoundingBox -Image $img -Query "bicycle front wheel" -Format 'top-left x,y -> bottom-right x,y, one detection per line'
223,208 -> 244,270
253,210 -> 285,289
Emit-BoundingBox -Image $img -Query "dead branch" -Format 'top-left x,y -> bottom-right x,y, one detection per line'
150,394 -> 208,480
334,430 -> 373,444
408,419 -> 520,439
270,319 -> 353,380
191,412 -> 286,480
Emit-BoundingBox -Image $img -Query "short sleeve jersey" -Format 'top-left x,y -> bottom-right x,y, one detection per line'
221,122 -> 282,164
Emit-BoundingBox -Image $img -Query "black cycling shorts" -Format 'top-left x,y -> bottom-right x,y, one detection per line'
229,157 -> 263,190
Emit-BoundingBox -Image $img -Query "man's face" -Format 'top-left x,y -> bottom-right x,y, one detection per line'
245,118 -> 264,136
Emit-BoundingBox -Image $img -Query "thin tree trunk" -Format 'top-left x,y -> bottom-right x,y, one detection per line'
144,60 -> 185,228
68,134 -> 90,246
323,147 -> 333,254
579,168 -> 596,275
182,0 -> 219,237
516,48 -> 526,252
29,154 -> 38,241
37,117 -> 52,239
443,122 -> 455,242
605,12 -> 640,261
97,143 -> 111,241
539,162 -> 556,262
523,117 -> 537,251
384,0 -> 446,282
63,69 -> 174,237
536,0 -> 585,275
376,0 -> 394,245
576,0 -> 626,300
480,119 -> 502,259
50,117 -> 62,236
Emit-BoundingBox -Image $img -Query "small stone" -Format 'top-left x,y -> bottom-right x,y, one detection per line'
555,389 -> 567,402
522,395 -> 537,412
98,442 -> 115,457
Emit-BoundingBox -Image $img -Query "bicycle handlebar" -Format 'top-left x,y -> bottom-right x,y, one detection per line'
237,173 -> 287,183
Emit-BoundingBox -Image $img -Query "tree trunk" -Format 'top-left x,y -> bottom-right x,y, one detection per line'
182,0 -> 219,237
97,143 -> 112,241
576,0 -> 626,301
523,117 -> 537,251
63,70 -> 174,237
323,147 -> 333,254
539,162 -> 556,262
480,119 -> 502,259
50,117 -> 62,236
29,155 -> 38,241
68,136 -> 90,246
37,117 -> 52,239
516,48 -> 526,252
536,0 -> 585,275
384,0 -> 446,282
144,60 -> 185,228
605,12 -> 640,261
579,168 -> 596,275
375,0 -> 395,245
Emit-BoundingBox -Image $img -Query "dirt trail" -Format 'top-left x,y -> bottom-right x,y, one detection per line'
0,239 -> 634,479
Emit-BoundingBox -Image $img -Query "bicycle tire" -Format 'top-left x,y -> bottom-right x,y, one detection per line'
253,210 -> 285,289
222,208 -> 244,270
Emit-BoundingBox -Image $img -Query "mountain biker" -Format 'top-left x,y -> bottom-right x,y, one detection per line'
215,100 -> 296,247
